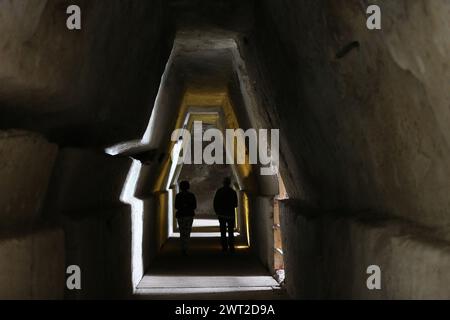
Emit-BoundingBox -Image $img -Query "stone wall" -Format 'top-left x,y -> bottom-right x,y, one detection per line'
247,0 -> 450,299
251,0 -> 450,230
44,148 -> 136,299
250,195 -> 275,273
0,130 -> 57,227
0,130 -> 64,299
280,200 -> 450,299
0,0 -> 173,146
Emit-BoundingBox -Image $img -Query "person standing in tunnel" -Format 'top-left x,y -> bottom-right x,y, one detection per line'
214,177 -> 238,252
175,180 -> 197,256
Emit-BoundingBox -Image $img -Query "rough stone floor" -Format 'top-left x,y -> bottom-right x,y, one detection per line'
135,238 -> 287,300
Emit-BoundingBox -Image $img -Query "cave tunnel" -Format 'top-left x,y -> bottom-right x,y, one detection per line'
0,0 -> 449,300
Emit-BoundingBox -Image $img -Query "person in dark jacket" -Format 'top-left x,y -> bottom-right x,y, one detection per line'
213,177 -> 238,252
175,180 -> 197,255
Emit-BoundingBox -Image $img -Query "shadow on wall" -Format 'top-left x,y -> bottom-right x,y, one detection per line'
0,130 -> 64,299
43,148 -> 136,299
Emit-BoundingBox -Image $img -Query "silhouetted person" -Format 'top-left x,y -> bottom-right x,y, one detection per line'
214,177 -> 238,252
175,180 -> 197,255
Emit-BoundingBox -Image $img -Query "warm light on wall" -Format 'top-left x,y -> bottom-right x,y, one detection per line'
153,86 -> 256,194
243,192 -> 251,247
151,87 -> 260,247
119,160 -> 144,291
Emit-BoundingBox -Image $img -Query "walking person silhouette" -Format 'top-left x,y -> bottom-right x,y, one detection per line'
213,177 -> 238,252
175,180 -> 197,255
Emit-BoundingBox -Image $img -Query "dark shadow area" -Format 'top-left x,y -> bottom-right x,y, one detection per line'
136,238 -> 285,299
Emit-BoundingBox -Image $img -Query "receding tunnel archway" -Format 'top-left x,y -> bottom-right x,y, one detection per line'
101,30 -> 283,296
132,84 -> 282,296
123,70 -> 284,295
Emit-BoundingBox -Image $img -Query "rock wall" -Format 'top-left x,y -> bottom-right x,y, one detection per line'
0,130 -> 63,299
44,148 -> 135,299
0,0 -> 173,299
248,0 -> 450,298
0,228 -> 65,299
0,0 -> 173,146
280,200 -> 450,299
0,130 -> 57,227
250,195 -> 275,273
251,0 -> 450,229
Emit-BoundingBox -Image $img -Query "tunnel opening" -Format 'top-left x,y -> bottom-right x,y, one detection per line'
102,29 -> 286,297
170,120 -> 239,239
